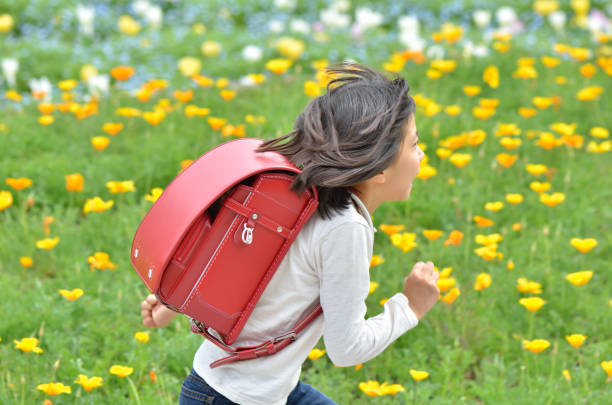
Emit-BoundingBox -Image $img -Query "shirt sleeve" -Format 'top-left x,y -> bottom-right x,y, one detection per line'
318,222 -> 419,367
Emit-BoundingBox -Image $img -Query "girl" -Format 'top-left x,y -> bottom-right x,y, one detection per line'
140,62 -> 440,404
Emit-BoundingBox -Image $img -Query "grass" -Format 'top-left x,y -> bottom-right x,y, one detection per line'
1,2 -> 612,404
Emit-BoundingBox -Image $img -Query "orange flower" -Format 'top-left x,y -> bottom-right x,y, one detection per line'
88,252 -> 116,270
423,230 -> 443,241
220,90 -> 236,101
379,224 -> 405,235
522,339 -> 550,354
370,255 -> 385,267
496,153 -> 518,168
579,64 -> 597,78
143,110 -> 165,125
38,103 -> 55,115
20,256 -> 33,268
36,382 -> 71,395
570,238 -> 597,253
65,173 -> 84,192
208,117 -> 227,131
474,216 -> 494,227
539,192 -> 565,207
518,107 -> 537,118
472,106 -> 495,120
102,122 -> 123,136
173,90 -> 194,103
444,230 -> 463,246
474,273 -> 492,291
111,65 -> 135,81
565,270 -> 593,286
58,288 -> 84,301
441,287 -> 460,304
449,153 -> 472,168
565,334 -> 587,348
5,177 -> 32,190
149,370 -> 157,384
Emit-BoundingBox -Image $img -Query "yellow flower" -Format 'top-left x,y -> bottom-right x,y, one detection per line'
474,273 -> 492,291
308,348 -> 326,360
36,237 -> 59,250
541,56 -> 561,68
184,105 -> 210,118
484,201 -> 503,212
436,276 -> 456,292
426,69 -> 442,80
522,339 -> 551,354
530,181 -> 551,193
431,59 -> 457,73
106,181 -> 135,193
533,0 -> 559,16
472,106 -> 495,120
565,334 -> 587,348
526,164 -> 548,176
14,337 -> 43,354
601,361 -> 612,378
550,122 -> 576,136
409,369 -> 430,381
200,40 -> 222,57
216,78 -> 229,89
590,127 -> 609,139
500,137 -> 522,149
116,107 -> 141,117
304,81 -> 321,98
88,252 -> 116,271
442,287 -> 460,304
519,297 -> 546,312
483,65 -> 499,88
475,233 -> 502,246
20,256 -> 33,268
36,382 -> 71,395
276,37 -> 305,60
518,107 -> 537,118
0,13 -> 14,33
423,229 -> 443,241
134,331 -> 150,343
74,375 -> 103,392
533,97 -> 553,109
369,281 -> 379,294
83,197 -> 114,214
390,232 -> 417,252
513,65 -> 538,79
58,80 -> 78,91
91,136 -> 110,151
38,115 -> 54,125
562,369 -> 571,381
449,153 -> 472,168
58,288 -> 84,301
444,230 -> 463,247
463,85 -> 481,97
207,117 -> 227,131
539,192 -> 565,207
474,244 -> 501,261
507,259 -> 515,271
118,15 -> 140,35
565,270 -> 593,286
576,86 -> 603,101
109,365 -> 134,378
517,278 -> 542,294
444,105 -> 461,116
145,187 -> 163,203
416,164 -> 437,180
506,193 -> 524,205
265,59 -> 292,75
570,238 -> 597,253
103,122 -> 124,136
143,110 -> 165,125
436,148 -> 451,159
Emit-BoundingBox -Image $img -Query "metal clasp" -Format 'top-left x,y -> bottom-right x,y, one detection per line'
241,223 -> 254,244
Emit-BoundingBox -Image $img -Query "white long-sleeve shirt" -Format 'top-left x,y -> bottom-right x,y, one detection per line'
193,192 -> 419,404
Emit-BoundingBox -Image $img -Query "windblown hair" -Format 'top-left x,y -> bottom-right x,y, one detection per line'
256,62 -> 416,218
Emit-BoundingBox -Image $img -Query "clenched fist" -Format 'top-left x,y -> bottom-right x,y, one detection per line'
402,261 -> 440,320
140,294 -> 178,328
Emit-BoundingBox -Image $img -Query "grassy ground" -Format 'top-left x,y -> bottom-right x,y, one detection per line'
1,1 -> 612,404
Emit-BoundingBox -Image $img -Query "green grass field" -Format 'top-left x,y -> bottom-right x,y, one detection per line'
1,1 -> 611,404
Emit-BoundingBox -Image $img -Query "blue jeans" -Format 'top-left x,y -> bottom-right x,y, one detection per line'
179,368 -> 337,405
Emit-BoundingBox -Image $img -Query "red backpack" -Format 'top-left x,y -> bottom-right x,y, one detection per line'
130,138 -> 322,368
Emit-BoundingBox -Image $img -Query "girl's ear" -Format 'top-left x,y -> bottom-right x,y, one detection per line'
369,172 -> 386,184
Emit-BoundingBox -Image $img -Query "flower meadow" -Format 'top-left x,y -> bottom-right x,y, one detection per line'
1,0 -> 611,403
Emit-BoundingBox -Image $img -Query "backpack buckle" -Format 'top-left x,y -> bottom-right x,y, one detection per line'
241,223 -> 254,244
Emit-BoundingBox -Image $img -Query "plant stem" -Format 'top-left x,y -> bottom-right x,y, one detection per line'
127,376 -> 142,405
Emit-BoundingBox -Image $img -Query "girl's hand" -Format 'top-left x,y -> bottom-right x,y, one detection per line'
402,261 -> 440,320
140,294 -> 178,328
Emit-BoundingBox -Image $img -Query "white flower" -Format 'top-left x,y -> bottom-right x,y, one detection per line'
426,45 -> 445,60
87,74 -> 109,98
463,41 -> 490,58
398,15 -> 419,34
355,7 -> 383,30
473,10 -> 491,28
29,77 -> 52,101
331,0 -> 351,12
76,5 -> 95,36
239,75 -> 257,87
268,20 -> 285,33
2,58 -> 19,88
320,8 -> 351,29
242,45 -> 263,62
586,10 -> 609,34
399,33 -> 425,51
548,11 -> 566,32
496,6 -> 517,27
144,5 -> 162,28
290,19 -> 311,35
274,0 -> 296,11
133,0 -> 152,17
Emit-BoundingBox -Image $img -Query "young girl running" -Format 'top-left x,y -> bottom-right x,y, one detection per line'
140,62 -> 440,404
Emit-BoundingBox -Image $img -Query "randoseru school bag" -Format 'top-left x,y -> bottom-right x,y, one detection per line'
130,138 -> 322,368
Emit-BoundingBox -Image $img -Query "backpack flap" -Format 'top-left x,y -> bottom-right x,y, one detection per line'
130,138 -> 301,293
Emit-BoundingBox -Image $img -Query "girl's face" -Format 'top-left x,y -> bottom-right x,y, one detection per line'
381,115 -> 424,201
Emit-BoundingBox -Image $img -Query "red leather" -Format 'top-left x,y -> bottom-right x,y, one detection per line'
130,138 -> 320,357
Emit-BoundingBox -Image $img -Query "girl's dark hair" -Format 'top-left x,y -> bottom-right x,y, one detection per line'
256,62 -> 416,218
